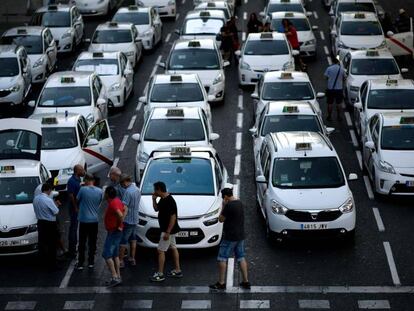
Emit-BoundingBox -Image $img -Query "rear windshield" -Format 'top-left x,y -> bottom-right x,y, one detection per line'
92,30 -> 132,43
38,87 -> 91,107
150,83 -> 204,102
261,115 -> 321,136
268,3 -> 303,14
272,18 -> 310,32
113,12 -> 149,25
1,35 -> 43,54
350,59 -> 399,75
0,58 -> 19,77
144,119 -> 205,142
340,21 -> 382,36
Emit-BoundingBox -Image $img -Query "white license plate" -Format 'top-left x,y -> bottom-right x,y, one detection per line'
301,223 -> 328,230
0,240 -> 20,247
406,181 -> 414,187
177,231 -> 189,238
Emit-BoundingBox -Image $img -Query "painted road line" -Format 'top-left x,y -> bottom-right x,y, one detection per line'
344,111 -> 352,127
358,300 -> 390,309
226,258 -> 235,290
128,115 -> 137,130
349,129 -> 358,147
242,32 -> 246,41
238,94 -> 243,110
243,12 -> 247,20
299,300 -> 329,309
113,157 -> 120,168
143,81 -> 149,95
320,31 -> 325,40
313,11 -> 319,19
181,300 -> 211,309
372,208 -> 385,232
176,13 -> 180,21
122,300 -> 153,309
63,301 -> 94,310
234,154 -> 241,176
244,0 -> 248,4
324,46 -> 330,55
136,101 -> 143,112
119,135 -> 129,152
182,0 -> 186,4
165,33 -> 171,43
237,112 -> 243,128
383,242 -> 401,286
59,260 -> 76,289
240,300 -> 270,309
236,132 -> 242,150
5,301 -> 36,310
355,150 -> 363,170
234,179 -> 240,198
327,56 -> 332,65
363,175 -> 374,200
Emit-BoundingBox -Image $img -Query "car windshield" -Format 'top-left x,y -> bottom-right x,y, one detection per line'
169,48 -> 220,70
41,127 -> 78,150
38,87 -> 91,107
0,177 -> 40,205
244,39 -> 289,55
32,12 -> 71,27
150,83 -> 204,102
261,115 -> 321,136
0,58 -> 19,77
144,119 -> 205,141
74,59 -> 119,76
350,59 -> 399,75
113,12 -> 149,25
367,89 -> 414,110
183,18 -> 224,35
340,21 -> 382,36
381,126 -> 414,150
0,129 -> 40,160
268,4 -> 303,14
272,18 -> 310,31
262,82 -> 314,100
1,35 -> 43,54
141,157 -> 214,195
92,30 -> 132,43
272,157 -> 345,189
337,3 -> 376,14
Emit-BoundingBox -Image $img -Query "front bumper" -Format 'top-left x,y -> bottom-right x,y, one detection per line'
239,68 -> 264,86
375,169 -> 414,195
300,43 -> 317,57
0,87 -> 25,106
0,232 -> 38,256
157,4 -> 176,17
205,81 -> 225,102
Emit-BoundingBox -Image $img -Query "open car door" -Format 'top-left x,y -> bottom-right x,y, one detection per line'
386,18 -> 414,57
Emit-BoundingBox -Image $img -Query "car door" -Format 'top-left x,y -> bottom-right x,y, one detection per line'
257,145 -> 270,211
354,81 -> 368,135
19,50 -> 31,96
73,8 -> 84,44
363,114 -> 378,169
93,76 -> 108,120
152,8 -> 162,42
121,52 -> 133,95
82,119 -> 114,173
44,29 -> 57,70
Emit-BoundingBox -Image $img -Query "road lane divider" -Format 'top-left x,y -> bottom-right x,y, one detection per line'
323,46 -> 330,55
165,33 -> 171,43
128,115 -> 137,130
236,132 -> 242,150
59,260 -> 76,289
234,154 -> 241,176
363,176 -> 374,200
119,135 -> 129,152
355,150 -> 362,171
238,94 -> 243,110
344,111 -> 352,127
320,31 -> 325,40
349,129 -> 358,147
372,208 -> 385,232
237,113 -> 243,128
383,242 -> 401,286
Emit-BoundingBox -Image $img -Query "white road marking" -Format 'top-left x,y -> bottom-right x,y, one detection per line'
344,111 -> 352,127
244,0 -> 248,4
324,46 -> 330,55
236,132 -> 242,150
327,56 -> 332,65
182,0 -> 186,4
240,300 -> 270,309
355,150 -> 363,170
237,112 -> 243,128
234,179 -> 240,198
242,32 -> 246,41
313,11 -> 319,19
358,300 -> 390,309
59,260 -> 75,289
243,12 -> 247,20
299,300 -> 330,309
122,300 -> 153,309
320,31 -> 325,40
176,13 -> 180,21
113,157 -> 120,168
136,101 -> 143,112
238,94 -> 244,110
181,300 -> 211,309
363,175 -> 374,200
342,102 -> 346,110
128,115 -> 137,130
63,301 -> 94,310
373,208 -> 385,232
165,33 -> 171,43
119,135 -> 129,152
226,258 -> 235,290
234,154 -> 241,176
155,55 -> 162,65
150,56 -> 162,77
5,301 -> 36,310
349,129 -> 358,147
143,81 -> 149,95
383,242 -> 401,286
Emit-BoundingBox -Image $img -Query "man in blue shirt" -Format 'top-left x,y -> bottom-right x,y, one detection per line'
33,183 -> 60,269
75,173 -> 103,270
67,164 -> 85,258
119,174 -> 141,267
324,57 -> 345,121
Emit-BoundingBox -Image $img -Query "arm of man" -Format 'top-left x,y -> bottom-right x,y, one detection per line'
219,201 -> 227,223
115,209 -> 124,231
69,192 -> 78,212
163,213 -> 177,240
48,198 -> 60,216
152,194 -> 159,212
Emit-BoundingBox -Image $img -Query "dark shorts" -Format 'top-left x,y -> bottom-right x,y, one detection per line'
217,239 -> 246,262
102,230 -> 122,259
326,89 -> 343,105
120,223 -> 137,246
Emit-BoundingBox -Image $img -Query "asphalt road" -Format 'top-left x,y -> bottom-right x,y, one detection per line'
0,0 -> 414,310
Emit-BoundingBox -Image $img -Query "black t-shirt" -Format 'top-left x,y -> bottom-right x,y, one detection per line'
222,200 -> 245,241
157,194 -> 180,234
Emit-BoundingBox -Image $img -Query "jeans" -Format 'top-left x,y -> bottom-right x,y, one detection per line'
68,206 -> 78,255
78,222 -> 98,265
102,230 -> 123,260
217,239 -> 246,262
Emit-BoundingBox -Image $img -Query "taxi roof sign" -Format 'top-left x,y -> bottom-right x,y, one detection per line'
108,21 -> 118,27
188,40 -> 201,47
42,117 -> 58,125
17,29 -> 27,34
296,142 -> 312,151
283,105 -> 299,113
48,4 -> 58,10
199,11 -> 211,17
280,72 -> 293,79
0,165 -> 15,173
366,50 -> 379,57
207,2 -> 216,7
128,5 -> 139,10
386,79 -> 398,86
171,146 -> 191,156
400,116 -> 414,124
166,108 -> 185,117
260,33 -> 273,39
170,75 -> 183,82
354,13 -> 366,19
284,12 -> 294,18
92,52 -> 104,58
61,76 -> 75,83
280,0 -> 290,2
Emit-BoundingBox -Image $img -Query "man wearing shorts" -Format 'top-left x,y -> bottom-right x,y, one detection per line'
324,57 -> 345,121
209,187 -> 250,290
102,186 -> 127,287
150,181 -> 182,282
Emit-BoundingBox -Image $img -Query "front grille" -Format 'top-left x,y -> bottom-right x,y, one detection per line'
0,90 -> 12,98
0,227 -> 28,238
50,170 -> 59,179
146,228 -> 205,245
390,184 -> 414,194
401,173 -> 414,178
285,210 -> 342,222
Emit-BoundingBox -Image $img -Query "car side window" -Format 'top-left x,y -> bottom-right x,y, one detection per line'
40,164 -> 49,182
360,82 -> 368,107
263,154 -> 270,181
215,153 -> 225,174
88,120 -> 109,141
119,55 -> 126,73
257,77 -> 264,97
77,122 -> 86,144
260,145 -> 269,171
201,110 -> 210,138
369,115 -> 378,134
343,54 -> 351,72
214,161 -> 223,192
372,120 -> 380,148
258,107 -> 266,132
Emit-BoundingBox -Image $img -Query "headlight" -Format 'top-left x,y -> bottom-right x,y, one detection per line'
378,40 -> 387,48
379,161 -> 396,174
11,85 -> 21,92
271,200 -> 288,215
168,0 -> 175,5
337,40 -> 348,49
62,30 -> 72,39
138,152 -> 149,163
303,39 -> 316,46
204,208 -> 220,218
339,197 -> 354,214
110,82 -> 120,92
60,167 -> 74,176
125,51 -> 135,57
350,86 -> 359,92
240,61 -> 251,70
33,56 -> 45,68
86,114 -> 94,124
213,73 -> 223,85
203,217 -> 219,226
282,61 -> 294,71
27,224 -> 38,233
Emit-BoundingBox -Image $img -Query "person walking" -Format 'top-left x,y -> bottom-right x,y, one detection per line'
281,19 -> 306,71
324,56 -> 345,121
75,174 -> 103,270
247,13 -> 262,35
119,174 -> 141,268
66,164 -> 85,258
150,181 -> 182,282
209,187 -> 250,290
102,186 -> 127,287
220,24 -> 233,62
33,183 -> 60,270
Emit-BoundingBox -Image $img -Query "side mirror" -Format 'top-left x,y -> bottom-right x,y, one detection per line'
131,133 -> 141,142
28,100 -> 36,107
306,11 -> 313,17
256,175 -> 267,183
354,102 -> 363,110
328,11 -> 334,16
84,38 -> 91,43
135,37 -> 142,43
292,50 -> 300,56
223,60 -> 230,67
316,92 -> 325,99
158,61 -> 166,69
259,12 -> 265,18
6,139 -> 15,147
234,50 -> 241,57
364,141 -> 375,151
401,68 -> 409,73
249,127 -> 257,136
312,25 -> 319,31
124,68 -> 133,75
209,133 -> 220,141
325,127 -> 335,135
86,138 -> 99,146
175,29 -> 180,35
207,94 -> 216,101
348,173 -> 358,181
96,98 -> 106,106
251,93 -> 259,100
386,31 -> 394,37
139,96 -> 147,104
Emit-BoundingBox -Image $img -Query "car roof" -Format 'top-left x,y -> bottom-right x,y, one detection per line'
266,101 -> 318,115
340,12 -> 378,21
3,26 -> 45,36
269,0 -> 302,4
36,4 -> 72,13
29,112 -> 81,127
76,51 -> 120,60
0,45 -> 20,57
379,112 -> 414,127
267,131 -> 335,158
348,49 -> 394,59
185,10 -> 226,19
173,38 -> 217,50
115,6 -> 150,13
369,79 -> 414,90
247,32 -> 287,41
149,107 -> 202,120
0,159 -> 41,177
153,73 -> 201,84
45,71 -> 92,87
270,11 -> 307,19
96,22 -> 134,30
196,1 -> 228,8
263,71 -> 311,83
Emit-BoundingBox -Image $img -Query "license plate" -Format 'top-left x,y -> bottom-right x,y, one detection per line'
177,231 -> 189,238
301,223 -> 328,230
0,240 -> 21,247
406,181 -> 414,187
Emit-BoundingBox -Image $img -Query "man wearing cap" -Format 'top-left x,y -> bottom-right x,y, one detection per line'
395,9 -> 411,33
209,187 -> 250,290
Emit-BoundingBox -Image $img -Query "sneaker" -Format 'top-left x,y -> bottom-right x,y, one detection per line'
128,258 -> 136,266
74,263 -> 84,271
119,261 -> 125,269
209,282 -> 226,290
150,272 -> 165,282
239,281 -> 251,290
106,278 -> 121,288
167,269 -> 183,278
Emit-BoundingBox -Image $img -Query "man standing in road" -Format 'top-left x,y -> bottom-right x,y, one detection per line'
119,174 -> 141,268
324,56 -> 345,122
209,187 -> 250,290
75,174 -> 103,270
67,164 -> 85,258
150,181 -> 182,282
106,166 -> 125,198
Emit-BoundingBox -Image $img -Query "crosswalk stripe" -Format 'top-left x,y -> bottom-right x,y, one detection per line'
123,300 -> 153,309
5,301 -> 36,310
240,300 -> 270,309
298,299 -> 330,309
181,300 -> 211,309
63,300 -> 94,310
358,300 -> 391,309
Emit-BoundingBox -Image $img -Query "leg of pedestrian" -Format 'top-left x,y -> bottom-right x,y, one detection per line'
76,223 -> 87,270
88,223 -> 98,268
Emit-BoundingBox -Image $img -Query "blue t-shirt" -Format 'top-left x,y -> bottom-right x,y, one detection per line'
67,175 -> 81,201
122,183 -> 141,225
77,185 -> 103,223
324,63 -> 344,90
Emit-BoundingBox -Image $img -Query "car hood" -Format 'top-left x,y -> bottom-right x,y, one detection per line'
243,54 -> 291,71
99,75 -> 118,89
0,203 -> 37,228
89,43 -> 133,53
341,35 -> 384,49
41,147 -> 80,171
297,31 -> 314,43
49,27 -> 69,40
381,150 -> 414,169
136,25 -> 151,34
0,76 -> 19,89
166,69 -> 219,86
28,54 -> 43,67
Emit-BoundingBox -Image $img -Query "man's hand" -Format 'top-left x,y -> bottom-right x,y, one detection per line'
163,232 -> 170,241
54,199 -> 62,207
152,193 -> 158,200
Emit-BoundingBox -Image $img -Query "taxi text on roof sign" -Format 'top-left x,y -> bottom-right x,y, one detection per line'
170,75 -> 183,82
171,146 -> 191,156
17,29 -> 27,34
400,116 -> 414,124
280,0 -> 291,3
93,52 -> 104,58
200,11 -> 211,17
61,76 -> 75,83
284,12 -> 294,18
366,50 -> 379,57
260,33 -> 273,40
48,5 -> 58,10
42,117 -> 58,124
128,5 -> 139,10
386,79 -> 398,86
108,21 -> 118,27
0,166 -> 15,173
280,72 -> 293,79
354,13 -> 366,19
283,105 -> 299,113
166,108 -> 184,117
207,2 -> 216,7
188,41 -> 201,47
296,142 -> 312,151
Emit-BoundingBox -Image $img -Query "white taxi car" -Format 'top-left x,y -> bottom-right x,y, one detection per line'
71,0 -> 121,16
136,0 -> 176,18
138,146 -> 229,248
31,4 -> 84,53
113,5 -> 162,50
73,52 -> 134,108
161,39 -> 229,103
29,71 -> 108,125
0,45 -> 32,107
1,27 -> 57,84
29,113 -> 114,190
271,12 -> 317,58
331,12 -> 386,57
236,32 -> 297,86
251,71 -> 324,118
341,49 -> 406,105
0,118 -> 51,255
89,22 -> 143,69
260,0 -> 310,20
194,1 -> 233,20
354,79 -> 414,139
329,0 -> 378,26
194,0 -> 236,10
363,113 -> 414,196
132,107 -> 219,179
255,131 -> 357,242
